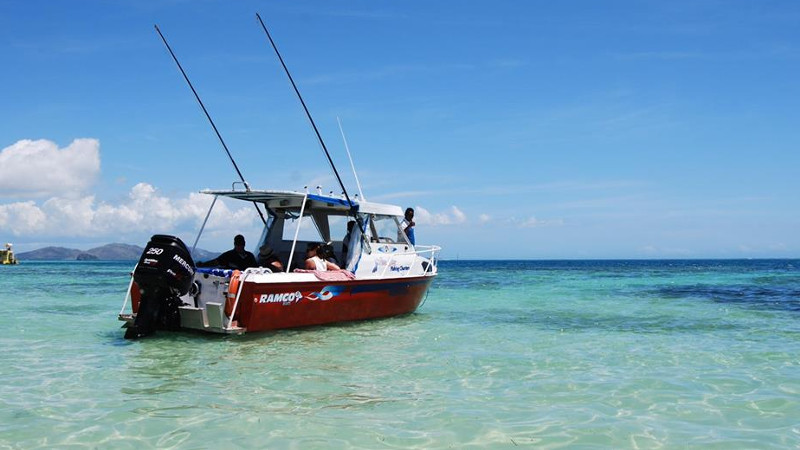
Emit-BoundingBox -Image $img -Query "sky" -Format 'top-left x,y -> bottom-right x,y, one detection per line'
1,0 -> 799,259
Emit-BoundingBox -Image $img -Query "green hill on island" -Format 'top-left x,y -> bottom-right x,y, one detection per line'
17,244 -> 219,261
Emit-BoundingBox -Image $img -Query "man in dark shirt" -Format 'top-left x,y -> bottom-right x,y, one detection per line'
197,234 -> 257,270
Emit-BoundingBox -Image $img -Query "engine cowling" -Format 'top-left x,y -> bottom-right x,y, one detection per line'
125,235 -> 195,339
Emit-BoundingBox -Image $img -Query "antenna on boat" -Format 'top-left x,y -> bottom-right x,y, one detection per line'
254,13 -> 356,215
154,25 -> 266,225
337,116 -> 366,201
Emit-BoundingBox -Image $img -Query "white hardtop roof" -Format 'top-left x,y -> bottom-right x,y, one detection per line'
201,189 -> 404,216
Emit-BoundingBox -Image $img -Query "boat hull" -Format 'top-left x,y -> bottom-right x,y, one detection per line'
120,273 -> 435,335
234,275 -> 434,332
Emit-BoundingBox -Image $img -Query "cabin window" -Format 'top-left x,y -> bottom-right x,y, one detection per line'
326,215 -> 351,243
369,215 -> 401,243
281,215 -> 323,242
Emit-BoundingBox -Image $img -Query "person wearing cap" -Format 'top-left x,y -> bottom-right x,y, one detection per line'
197,234 -> 257,269
258,244 -> 284,273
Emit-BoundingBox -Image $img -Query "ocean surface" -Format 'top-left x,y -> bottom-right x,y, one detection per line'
1,259 -> 799,449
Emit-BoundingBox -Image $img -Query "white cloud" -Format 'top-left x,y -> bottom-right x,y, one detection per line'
478,213 -> 491,224
0,182 -> 257,239
451,206 -> 466,223
415,206 -> 467,226
0,201 -> 47,232
0,139 -> 100,198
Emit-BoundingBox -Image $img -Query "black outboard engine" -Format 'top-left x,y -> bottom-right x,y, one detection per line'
124,235 -> 195,339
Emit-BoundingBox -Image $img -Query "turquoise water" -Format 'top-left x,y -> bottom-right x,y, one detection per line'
1,260 -> 799,448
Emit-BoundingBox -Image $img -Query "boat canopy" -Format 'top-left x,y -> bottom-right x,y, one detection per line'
195,188 -> 416,274
201,189 -> 404,216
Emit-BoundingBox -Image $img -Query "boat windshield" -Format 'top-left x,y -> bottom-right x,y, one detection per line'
368,214 -> 406,244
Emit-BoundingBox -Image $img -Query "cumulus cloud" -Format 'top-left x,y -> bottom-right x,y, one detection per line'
0,201 -> 47,232
0,182 -> 257,239
0,139 -> 100,198
415,206 -> 467,226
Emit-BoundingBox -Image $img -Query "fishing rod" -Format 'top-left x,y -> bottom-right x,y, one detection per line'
154,25 -> 266,225
254,13 -> 356,216
337,117 -> 366,201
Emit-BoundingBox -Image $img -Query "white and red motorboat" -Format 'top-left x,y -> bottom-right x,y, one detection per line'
119,189 -> 439,338
119,18 -> 439,339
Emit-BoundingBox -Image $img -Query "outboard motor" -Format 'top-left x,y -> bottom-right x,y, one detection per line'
125,235 -> 195,339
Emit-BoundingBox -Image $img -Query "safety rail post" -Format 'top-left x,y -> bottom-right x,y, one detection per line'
191,195 -> 219,259
225,270 -> 249,330
424,245 -> 440,275
119,266 -> 138,316
414,246 -> 438,276
286,192 -> 309,272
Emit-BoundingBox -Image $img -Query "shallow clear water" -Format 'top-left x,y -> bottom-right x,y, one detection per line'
1,260 -> 799,448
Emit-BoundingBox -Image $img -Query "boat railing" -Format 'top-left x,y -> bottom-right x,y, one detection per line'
119,266 -> 138,317
285,191 -> 309,273
377,244 -> 441,278
225,269 -> 250,330
418,245 -> 441,276
191,195 -> 219,260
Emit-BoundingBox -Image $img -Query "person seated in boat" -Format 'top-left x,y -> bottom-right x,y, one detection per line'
319,241 -> 339,265
258,244 -> 284,273
196,234 -> 257,270
341,220 -> 356,264
305,242 -> 340,271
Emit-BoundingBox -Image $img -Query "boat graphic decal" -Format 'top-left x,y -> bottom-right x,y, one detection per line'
377,245 -> 397,253
372,257 -> 390,273
306,285 -> 343,301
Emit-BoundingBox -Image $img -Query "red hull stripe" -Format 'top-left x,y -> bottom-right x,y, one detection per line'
236,276 -> 434,332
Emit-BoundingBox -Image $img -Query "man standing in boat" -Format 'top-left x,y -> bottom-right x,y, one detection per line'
197,234 -> 257,270
400,207 -> 416,245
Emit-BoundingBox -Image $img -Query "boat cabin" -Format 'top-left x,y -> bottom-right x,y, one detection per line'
199,189 -> 431,279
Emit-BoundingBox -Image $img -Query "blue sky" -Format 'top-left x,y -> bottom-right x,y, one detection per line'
1,0 -> 799,259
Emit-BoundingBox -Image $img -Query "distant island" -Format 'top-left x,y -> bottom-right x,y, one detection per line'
16,243 -> 220,262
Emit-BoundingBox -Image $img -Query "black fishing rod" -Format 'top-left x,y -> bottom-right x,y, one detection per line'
254,13 -> 356,215
154,25 -> 266,225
